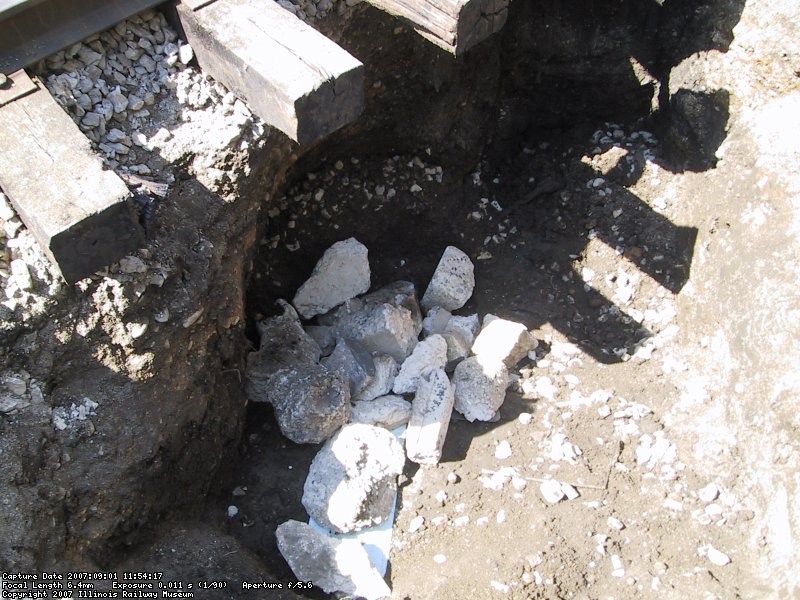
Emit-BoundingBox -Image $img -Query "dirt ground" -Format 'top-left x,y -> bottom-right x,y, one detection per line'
212,1 -> 800,598
1,0 -> 799,599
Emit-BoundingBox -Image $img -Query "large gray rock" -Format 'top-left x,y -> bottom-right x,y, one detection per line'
292,238 -> 370,319
361,280 -> 423,336
420,246 -> 475,311
392,334 -> 448,394
322,338 -> 375,398
333,303 -> 419,363
302,423 -> 405,533
245,300 -> 321,403
406,368 -> 455,465
471,314 -> 536,367
264,365 -> 349,444
453,356 -> 509,422
350,395 -> 412,430
276,520 -> 391,600
354,354 -> 398,402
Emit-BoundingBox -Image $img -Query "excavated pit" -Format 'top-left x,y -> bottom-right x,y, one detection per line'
8,0 -> 793,598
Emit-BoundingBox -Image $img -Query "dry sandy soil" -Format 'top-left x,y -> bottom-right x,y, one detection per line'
1,1 -> 798,599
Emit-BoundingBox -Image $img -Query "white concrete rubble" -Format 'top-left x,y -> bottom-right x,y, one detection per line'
393,334 -> 448,394
360,280 -> 423,336
333,302 -> 419,363
302,424 -> 405,533
276,520 -> 391,600
452,356 -> 509,422
405,368 -> 455,465
292,238 -> 370,319
262,365 -> 349,444
322,338 -> 375,398
472,314 -> 536,367
354,354 -> 398,402
420,246 -> 475,311
350,395 -> 412,430
245,300 -> 321,403
422,307 -> 452,336
445,313 -> 480,345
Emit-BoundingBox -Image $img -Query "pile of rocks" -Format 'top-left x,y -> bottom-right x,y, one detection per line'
246,238 -> 536,598
276,0 -> 362,24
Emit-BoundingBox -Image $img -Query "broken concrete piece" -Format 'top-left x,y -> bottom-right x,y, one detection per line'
263,365 -> 349,444
420,246 -> 475,311
245,300 -> 321,403
322,338 -> 376,398
276,520 -> 391,599
406,368 -> 455,465
362,281 -> 424,336
334,303 -> 419,363
445,313 -> 480,345
305,325 -> 336,356
351,395 -> 412,430
422,307 -> 452,336
292,238 -> 370,319
393,334 -> 448,394
472,314 -> 536,367
354,354 -> 399,402
302,424 -> 405,533
452,356 -> 509,422
442,331 -> 471,366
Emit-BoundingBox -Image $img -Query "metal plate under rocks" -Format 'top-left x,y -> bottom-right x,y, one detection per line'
0,69 -> 37,107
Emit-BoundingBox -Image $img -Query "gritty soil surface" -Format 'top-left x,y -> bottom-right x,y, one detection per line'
1,0 -> 799,599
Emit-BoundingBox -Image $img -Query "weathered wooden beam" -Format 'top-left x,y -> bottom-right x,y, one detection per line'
177,0 -> 365,146
0,74 -> 144,283
364,0 -> 509,56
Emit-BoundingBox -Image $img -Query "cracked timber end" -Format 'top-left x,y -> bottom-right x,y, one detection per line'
365,0 -> 509,56
0,73 -> 144,284
177,0 -> 365,146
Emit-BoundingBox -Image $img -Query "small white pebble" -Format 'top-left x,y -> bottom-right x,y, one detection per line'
454,516 -> 469,527
518,412 -> 533,425
705,545 -> 731,566
496,509 -> 506,524
490,581 -> 510,593
540,479 -> 566,504
607,516 -> 625,530
408,515 -> 425,533
435,490 -> 448,506
226,505 -> 238,518
433,554 -> 447,564
698,482 -> 720,503
495,440 -> 512,460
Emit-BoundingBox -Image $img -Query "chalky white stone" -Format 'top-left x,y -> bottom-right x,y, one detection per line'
406,368 -> 455,465
420,246 -> 475,311
292,238 -> 370,319
350,395 -> 411,430
453,355 -> 508,422
393,334 -> 448,394
472,314 -> 536,367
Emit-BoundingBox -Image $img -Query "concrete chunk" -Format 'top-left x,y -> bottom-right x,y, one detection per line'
393,334 -> 448,394
422,307 -> 452,336
0,82 -> 143,283
453,356 -> 509,422
361,280 -> 423,336
406,368 -> 455,465
245,300 -> 321,403
421,246 -> 475,311
354,354 -> 398,402
276,520 -> 391,600
472,314 -> 536,367
322,338 -> 376,398
178,0 -> 364,145
292,238 -> 370,319
350,395 -> 412,430
263,365 -> 349,444
334,303 -> 418,363
302,424 -> 405,533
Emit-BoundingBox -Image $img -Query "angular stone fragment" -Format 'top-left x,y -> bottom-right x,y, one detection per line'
354,354 -> 398,402
245,300 -> 321,403
471,314 -> 536,367
445,313 -> 480,345
350,395 -> 412,430
333,303 -> 418,363
292,238 -> 370,319
361,280 -> 423,336
264,365 -> 349,444
393,334 -> 448,395
276,520 -> 391,599
453,356 -> 509,422
302,424 -> 405,533
421,246 -> 475,311
304,325 -> 336,356
422,307 -> 452,336
406,368 -> 455,465
322,338 -> 375,398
